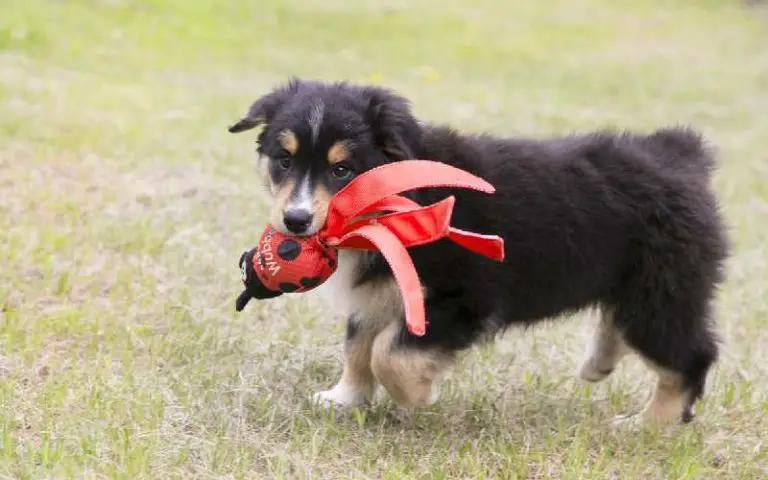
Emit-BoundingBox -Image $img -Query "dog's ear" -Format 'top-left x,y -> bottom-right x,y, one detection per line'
362,87 -> 422,160
228,78 -> 303,134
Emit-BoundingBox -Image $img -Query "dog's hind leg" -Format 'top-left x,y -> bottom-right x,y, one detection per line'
578,306 -> 629,383
611,286 -> 719,426
638,363 -> 702,425
630,337 -> 717,426
371,321 -> 454,408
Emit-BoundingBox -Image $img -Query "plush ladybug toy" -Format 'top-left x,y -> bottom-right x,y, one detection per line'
235,227 -> 337,311
234,160 -> 506,337
235,245 -> 281,312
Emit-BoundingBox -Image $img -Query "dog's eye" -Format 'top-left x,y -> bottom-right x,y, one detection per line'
277,157 -> 292,171
330,164 -> 353,179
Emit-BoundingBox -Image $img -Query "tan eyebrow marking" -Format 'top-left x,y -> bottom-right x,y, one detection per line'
327,141 -> 350,165
278,130 -> 299,155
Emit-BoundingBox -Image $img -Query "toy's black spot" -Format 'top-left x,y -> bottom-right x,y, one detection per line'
300,276 -> 322,289
277,239 -> 301,261
327,258 -> 336,269
278,282 -> 300,293
259,254 -> 266,269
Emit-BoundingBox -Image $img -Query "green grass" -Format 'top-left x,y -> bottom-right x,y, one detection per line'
1,0 -> 768,477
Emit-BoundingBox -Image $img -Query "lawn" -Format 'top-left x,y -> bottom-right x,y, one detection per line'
1,0 -> 768,478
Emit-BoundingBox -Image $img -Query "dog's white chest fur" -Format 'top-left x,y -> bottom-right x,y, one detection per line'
313,250 -> 403,328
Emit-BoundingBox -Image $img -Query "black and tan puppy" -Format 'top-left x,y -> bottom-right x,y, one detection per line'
229,78 -> 729,426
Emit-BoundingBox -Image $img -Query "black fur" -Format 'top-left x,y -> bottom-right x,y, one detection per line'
346,314 -> 359,342
231,79 -> 730,421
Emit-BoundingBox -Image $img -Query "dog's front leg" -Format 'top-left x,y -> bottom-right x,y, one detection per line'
370,295 -> 464,409
312,314 -> 377,407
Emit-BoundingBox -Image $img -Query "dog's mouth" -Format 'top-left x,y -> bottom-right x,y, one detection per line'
271,217 -> 325,238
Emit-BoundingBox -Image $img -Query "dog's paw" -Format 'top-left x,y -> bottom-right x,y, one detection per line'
577,358 -> 615,383
311,385 -> 368,409
376,383 -> 441,409
611,411 -> 684,431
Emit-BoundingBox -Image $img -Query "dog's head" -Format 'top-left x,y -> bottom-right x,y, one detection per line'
229,78 -> 423,237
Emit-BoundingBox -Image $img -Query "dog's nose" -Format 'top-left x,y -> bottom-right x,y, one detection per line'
283,208 -> 313,235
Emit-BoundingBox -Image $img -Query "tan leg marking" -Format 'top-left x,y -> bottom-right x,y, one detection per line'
370,322 -> 453,408
578,308 -> 628,382
613,362 -> 690,429
312,320 -> 377,407
640,366 -> 689,425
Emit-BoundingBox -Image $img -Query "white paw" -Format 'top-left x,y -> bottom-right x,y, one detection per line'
311,384 -> 368,408
577,358 -> 614,383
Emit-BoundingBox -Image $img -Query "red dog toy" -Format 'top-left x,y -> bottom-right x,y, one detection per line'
236,160 -> 505,336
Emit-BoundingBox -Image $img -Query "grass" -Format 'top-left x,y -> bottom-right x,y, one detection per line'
1,0 -> 768,477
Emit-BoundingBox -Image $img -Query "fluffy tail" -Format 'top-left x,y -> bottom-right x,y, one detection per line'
647,126 -> 716,179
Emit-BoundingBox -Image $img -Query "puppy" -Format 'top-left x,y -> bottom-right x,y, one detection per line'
229,78 -> 729,425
